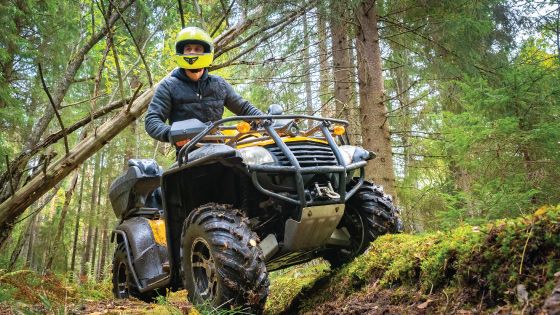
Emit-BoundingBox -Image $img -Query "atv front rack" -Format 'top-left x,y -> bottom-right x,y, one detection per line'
177,115 -> 365,207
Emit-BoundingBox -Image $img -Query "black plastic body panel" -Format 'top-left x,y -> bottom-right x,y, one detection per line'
109,159 -> 162,218
114,217 -> 168,286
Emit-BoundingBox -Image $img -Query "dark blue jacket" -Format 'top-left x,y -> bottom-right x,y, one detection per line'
145,68 -> 263,142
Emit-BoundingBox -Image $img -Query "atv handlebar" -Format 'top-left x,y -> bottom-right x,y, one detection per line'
177,115 -> 349,165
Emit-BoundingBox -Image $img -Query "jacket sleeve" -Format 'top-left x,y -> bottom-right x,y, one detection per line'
222,79 -> 264,116
145,81 -> 172,142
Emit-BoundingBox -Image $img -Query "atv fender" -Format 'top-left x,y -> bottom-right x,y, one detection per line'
112,217 -> 168,287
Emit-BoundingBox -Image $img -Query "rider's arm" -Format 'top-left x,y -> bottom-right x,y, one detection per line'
221,78 -> 264,116
145,81 -> 173,142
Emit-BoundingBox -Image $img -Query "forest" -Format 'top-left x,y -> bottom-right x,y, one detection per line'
0,0 -> 559,314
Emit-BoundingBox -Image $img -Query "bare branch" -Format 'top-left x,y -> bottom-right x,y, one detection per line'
107,0 -> 153,86
210,0 -> 235,37
127,83 -> 143,112
97,1 -> 126,112
38,63 -> 69,155
178,0 -> 185,29
211,4 -> 313,71
193,0 -> 206,26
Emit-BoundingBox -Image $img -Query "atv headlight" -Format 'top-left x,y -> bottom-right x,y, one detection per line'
238,147 -> 275,165
339,145 -> 375,164
338,145 -> 356,165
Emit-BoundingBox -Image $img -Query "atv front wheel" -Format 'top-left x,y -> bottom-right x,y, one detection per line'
324,180 -> 402,268
180,203 -> 269,313
111,242 -> 163,302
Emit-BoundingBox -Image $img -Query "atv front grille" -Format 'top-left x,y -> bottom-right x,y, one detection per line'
265,141 -> 338,167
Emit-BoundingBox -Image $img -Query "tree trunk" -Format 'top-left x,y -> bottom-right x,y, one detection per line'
330,0 -> 352,124
97,174 -> 113,281
8,212 -> 35,271
10,186 -> 58,271
355,0 -> 397,198
90,164 -> 105,276
25,213 -> 38,269
303,12 -> 313,128
347,37 -> 361,144
45,168 -> 80,271
317,8 -> 333,118
81,153 -> 101,278
70,164 -> 86,280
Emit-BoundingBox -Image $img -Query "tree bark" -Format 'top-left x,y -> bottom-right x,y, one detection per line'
347,37 -> 361,144
355,0 -> 397,198
96,173 -> 113,281
8,185 -> 58,271
81,153 -> 101,278
8,212 -> 35,271
45,168 -> 80,271
303,13 -> 313,128
330,0 -> 352,124
90,164 -> 105,276
317,8 -> 333,118
70,164 -> 86,280
25,213 -> 38,269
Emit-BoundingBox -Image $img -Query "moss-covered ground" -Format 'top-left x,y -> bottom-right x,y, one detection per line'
284,205 -> 560,314
1,205 -> 559,314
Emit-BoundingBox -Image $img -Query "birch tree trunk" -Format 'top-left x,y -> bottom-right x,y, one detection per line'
355,0 -> 397,198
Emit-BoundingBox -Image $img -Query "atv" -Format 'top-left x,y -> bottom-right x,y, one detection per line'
108,107 -> 401,312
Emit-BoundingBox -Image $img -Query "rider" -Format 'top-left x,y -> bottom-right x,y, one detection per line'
145,26 -> 263,144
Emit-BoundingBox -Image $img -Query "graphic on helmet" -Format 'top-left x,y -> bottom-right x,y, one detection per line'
174,27 -> 214,69
184,57 -> 199,65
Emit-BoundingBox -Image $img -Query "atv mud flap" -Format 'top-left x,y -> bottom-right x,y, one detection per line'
283,204 -> 345,251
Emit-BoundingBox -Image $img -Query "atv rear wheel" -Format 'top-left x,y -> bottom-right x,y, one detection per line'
180,203 -> 269,313
111,242 -> 163,302
324,180 -> 402,268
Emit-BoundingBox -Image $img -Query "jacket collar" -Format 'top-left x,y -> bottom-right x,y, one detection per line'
171,68 -> 208,83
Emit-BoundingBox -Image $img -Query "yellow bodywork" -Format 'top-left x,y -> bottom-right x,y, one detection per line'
220,127 -> 329,148
148,219 -> 167,246
236,136 -> 328,148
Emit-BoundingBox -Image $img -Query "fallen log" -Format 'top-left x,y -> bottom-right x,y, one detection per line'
0,86 -> 156,247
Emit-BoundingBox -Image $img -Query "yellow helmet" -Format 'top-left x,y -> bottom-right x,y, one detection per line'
174,27 -> 214,69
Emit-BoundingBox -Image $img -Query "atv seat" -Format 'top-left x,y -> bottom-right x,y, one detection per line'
109,159 -> 163,219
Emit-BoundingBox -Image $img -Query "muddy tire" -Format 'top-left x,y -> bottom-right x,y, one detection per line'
324,180 -> 402,268
180,203 -> 269,313
111,242 -> 162,302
